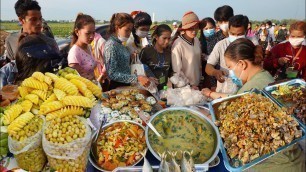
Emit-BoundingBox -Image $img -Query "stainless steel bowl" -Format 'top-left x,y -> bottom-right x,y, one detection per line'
89,120 -> 147,172
145,107 -> 220,165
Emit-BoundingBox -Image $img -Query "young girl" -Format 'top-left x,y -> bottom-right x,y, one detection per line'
104,13 -> 150,90
140,24 -> 172,90
171,11 -> 202,88
68,13 -> 96,80
126,11 -> 152,54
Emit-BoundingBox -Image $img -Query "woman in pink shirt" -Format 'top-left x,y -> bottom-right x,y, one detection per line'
68,13 -> 96,80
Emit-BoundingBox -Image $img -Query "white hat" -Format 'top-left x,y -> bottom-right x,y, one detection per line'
173,22 -> 177,26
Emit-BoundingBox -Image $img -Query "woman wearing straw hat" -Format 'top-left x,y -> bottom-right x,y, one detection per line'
171,11 -> 202,89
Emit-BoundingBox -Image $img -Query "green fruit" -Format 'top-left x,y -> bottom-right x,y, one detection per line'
0,147 -> 8,156
0,138 -> 8,147
58,70 -> 63,75
0,132 -> 8,139
0,126 -> 7,133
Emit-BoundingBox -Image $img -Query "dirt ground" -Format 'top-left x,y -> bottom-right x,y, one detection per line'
0,30 -> 10,56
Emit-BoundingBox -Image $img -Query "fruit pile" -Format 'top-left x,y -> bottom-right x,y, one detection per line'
43,115 -> 91,172
0,107 -> 8,158
2,71 -> 101,122
57,67 -> 79,77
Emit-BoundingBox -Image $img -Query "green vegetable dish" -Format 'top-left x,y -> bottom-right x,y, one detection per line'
148,110 -> 217,163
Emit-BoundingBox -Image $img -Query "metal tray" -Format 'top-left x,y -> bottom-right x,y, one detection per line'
209,89 -> 306,171
113,164 -> 209,172
263,79 -> 306,129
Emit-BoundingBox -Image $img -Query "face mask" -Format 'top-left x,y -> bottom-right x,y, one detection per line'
289,37 -> 305,47
261,27 -> 265,30
281,27 -> 286,30
228,62 -> 243,87
228,35 -> 246,43
203,29 -> 215,37
266,26 -> 269,29
219,23 -> 229,32
118,35 -> 129,42
136,30 -> 149,38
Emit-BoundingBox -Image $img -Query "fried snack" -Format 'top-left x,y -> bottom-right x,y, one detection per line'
216,93 -> 302,164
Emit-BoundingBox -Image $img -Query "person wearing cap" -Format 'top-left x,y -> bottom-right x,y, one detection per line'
171,21 -> 178,38
171,11 -> 202,88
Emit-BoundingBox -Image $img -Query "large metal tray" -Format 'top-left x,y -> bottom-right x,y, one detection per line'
263,79 -> 306,129
208,89 -> 306,171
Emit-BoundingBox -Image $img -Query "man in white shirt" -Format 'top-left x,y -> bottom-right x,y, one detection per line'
205,15 -> 258,94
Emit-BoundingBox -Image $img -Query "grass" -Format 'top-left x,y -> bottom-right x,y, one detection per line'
1,22 -> 75,38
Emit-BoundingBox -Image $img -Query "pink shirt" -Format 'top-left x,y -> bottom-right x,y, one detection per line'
68,44 -> 96,79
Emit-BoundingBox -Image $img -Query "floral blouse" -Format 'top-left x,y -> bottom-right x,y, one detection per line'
103,35 -> 137,84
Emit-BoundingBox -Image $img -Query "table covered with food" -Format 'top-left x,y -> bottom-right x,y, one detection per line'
0,71 -> 305,172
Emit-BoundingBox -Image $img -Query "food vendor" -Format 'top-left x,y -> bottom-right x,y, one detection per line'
202,38 -> 274,99
263,21 -> 306,81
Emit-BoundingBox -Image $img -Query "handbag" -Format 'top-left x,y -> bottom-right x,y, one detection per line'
130,54 -> 145,76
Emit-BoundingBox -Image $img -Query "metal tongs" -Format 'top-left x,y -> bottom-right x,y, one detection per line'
90,114 -> 108,162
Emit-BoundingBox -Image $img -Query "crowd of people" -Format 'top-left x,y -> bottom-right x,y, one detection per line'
0,0 -> 305,171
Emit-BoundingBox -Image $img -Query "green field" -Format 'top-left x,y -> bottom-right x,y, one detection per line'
1,22 -> 76,38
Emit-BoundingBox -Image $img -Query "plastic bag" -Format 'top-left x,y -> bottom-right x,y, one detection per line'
42,116 -> 91,171
131,55 -> 145,76
220,77 -> 238,94
8,115 -> 46,171
169,72 -> 189,88
166,86 -> 207,106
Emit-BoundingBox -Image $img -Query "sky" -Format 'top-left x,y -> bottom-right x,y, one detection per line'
1,0 -> 305,22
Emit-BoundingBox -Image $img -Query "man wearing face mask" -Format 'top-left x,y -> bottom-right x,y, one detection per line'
206,5 -> 234,54
264,21 -> 306,81
206,14 -> 259,94
126,11 -> 152,54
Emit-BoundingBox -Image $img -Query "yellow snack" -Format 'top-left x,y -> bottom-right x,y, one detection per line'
31,90 -> 48,100
22,77 -> 48,91
45,72 -> 59,82
3,104 -> 23,125
62,96 -> 94,108
25,94 -> 39,105
65,74 -> 101,98
40,101 -> 65,114
21,100 -> 33,112
70,79 -> 95,101
32,72 -> 45,82
8,112 -> 34,135
53,89 -> 66,101
54,78 -> 78,95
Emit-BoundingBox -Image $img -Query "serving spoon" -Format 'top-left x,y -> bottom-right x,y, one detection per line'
136,109 -> 162,138
90,113 -> 107,163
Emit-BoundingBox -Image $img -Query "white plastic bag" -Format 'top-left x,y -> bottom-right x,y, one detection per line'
166,86 -> 207,106
8,115 -> 46,171
131,54 -> 145,76
220,77 -> 238,94
42,116 -> 92,171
